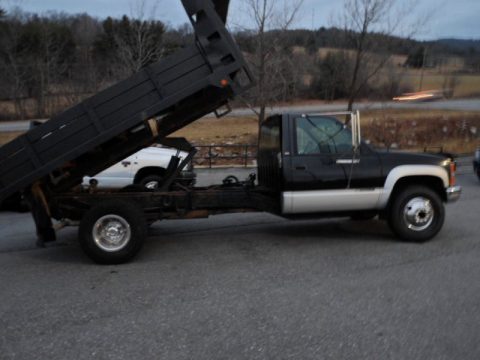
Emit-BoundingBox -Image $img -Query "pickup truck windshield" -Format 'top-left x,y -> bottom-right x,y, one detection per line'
295,116 -> 353,155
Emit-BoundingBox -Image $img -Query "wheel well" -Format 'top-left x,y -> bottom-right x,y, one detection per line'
133,167 -> 166,184
389,176 -> 447,206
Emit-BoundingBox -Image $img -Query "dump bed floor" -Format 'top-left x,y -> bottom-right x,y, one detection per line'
0,0 -> 252,202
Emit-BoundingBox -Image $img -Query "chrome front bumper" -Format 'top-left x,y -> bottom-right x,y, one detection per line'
446,186 -> 462,203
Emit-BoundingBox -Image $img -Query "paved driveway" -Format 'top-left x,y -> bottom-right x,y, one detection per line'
1,174 -> 479,359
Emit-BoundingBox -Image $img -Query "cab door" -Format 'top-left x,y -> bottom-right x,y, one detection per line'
289,115 -> 350,191
283,115 -> 381,214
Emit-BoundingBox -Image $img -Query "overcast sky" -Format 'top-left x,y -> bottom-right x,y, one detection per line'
6,0 -> 480,40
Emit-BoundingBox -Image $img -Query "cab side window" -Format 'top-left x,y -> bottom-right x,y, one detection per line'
295,116 -> 352,155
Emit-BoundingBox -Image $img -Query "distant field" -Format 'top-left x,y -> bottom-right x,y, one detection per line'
0,117 -> 261,147
1,73 -> 479,121
176,109 -> 480,153
173,116 -> 259,145
317,47 -> 480,98
0,131 -> 21,146
360,109 -> 480,154
401,71 -> 480,98
1,109 -> 479,154
360,108 -> 480,121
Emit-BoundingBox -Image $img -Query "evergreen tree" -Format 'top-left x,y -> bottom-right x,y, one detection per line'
405,47 -> 426,68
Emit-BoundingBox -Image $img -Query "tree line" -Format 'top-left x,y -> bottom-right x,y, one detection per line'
0,5 -> 478,120
0,8 -> 190,120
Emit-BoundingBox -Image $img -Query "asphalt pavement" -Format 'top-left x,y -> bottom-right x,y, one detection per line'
227,98 -> 480,117
1,98 -> 480,132
0,174 -> 479,360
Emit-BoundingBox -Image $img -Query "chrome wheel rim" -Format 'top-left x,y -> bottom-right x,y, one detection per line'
92,215 -> 131,252
145,181 -> 159,190
403,197 -> 434,232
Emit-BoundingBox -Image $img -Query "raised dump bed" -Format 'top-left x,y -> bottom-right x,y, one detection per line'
0,0 -> 253,202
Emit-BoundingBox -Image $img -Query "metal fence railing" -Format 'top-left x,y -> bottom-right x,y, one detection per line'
194,144 -> 258,168
191,144 -> 476,173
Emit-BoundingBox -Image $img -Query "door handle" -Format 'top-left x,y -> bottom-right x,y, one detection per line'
121,161 -> 131,167
295,165 -> 307,170
336,159 -> 360,165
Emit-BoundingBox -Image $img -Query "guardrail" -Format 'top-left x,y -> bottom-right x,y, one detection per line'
194,144 -> 258,168
192,145 -> 475,175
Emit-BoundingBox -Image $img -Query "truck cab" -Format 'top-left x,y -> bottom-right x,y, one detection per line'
258,112 -> 461,241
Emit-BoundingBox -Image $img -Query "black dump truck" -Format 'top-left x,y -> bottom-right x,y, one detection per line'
0,0 -> 461,264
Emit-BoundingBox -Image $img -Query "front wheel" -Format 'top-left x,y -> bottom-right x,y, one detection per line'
388,186 -> 445,243
79,200 -> 147,264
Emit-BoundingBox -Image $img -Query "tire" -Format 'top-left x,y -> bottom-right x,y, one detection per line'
139,175 -> 164,191
79,200 -> 147,264
388,185 -> 445,243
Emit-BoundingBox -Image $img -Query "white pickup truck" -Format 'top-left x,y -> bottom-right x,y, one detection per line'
82,146 -> 195,190
1,146 -> 194,212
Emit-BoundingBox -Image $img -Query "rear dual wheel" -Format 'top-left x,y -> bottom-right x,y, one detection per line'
79,200 -> 146,264
388,185 -> 445,243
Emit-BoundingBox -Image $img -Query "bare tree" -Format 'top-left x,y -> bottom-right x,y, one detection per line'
65,14 -> 102,105
338,0 -> 424,110
241,0 -> 304,124
113,0 -> 165,75
0,6 -> 29,119
442,75 -> 460,99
